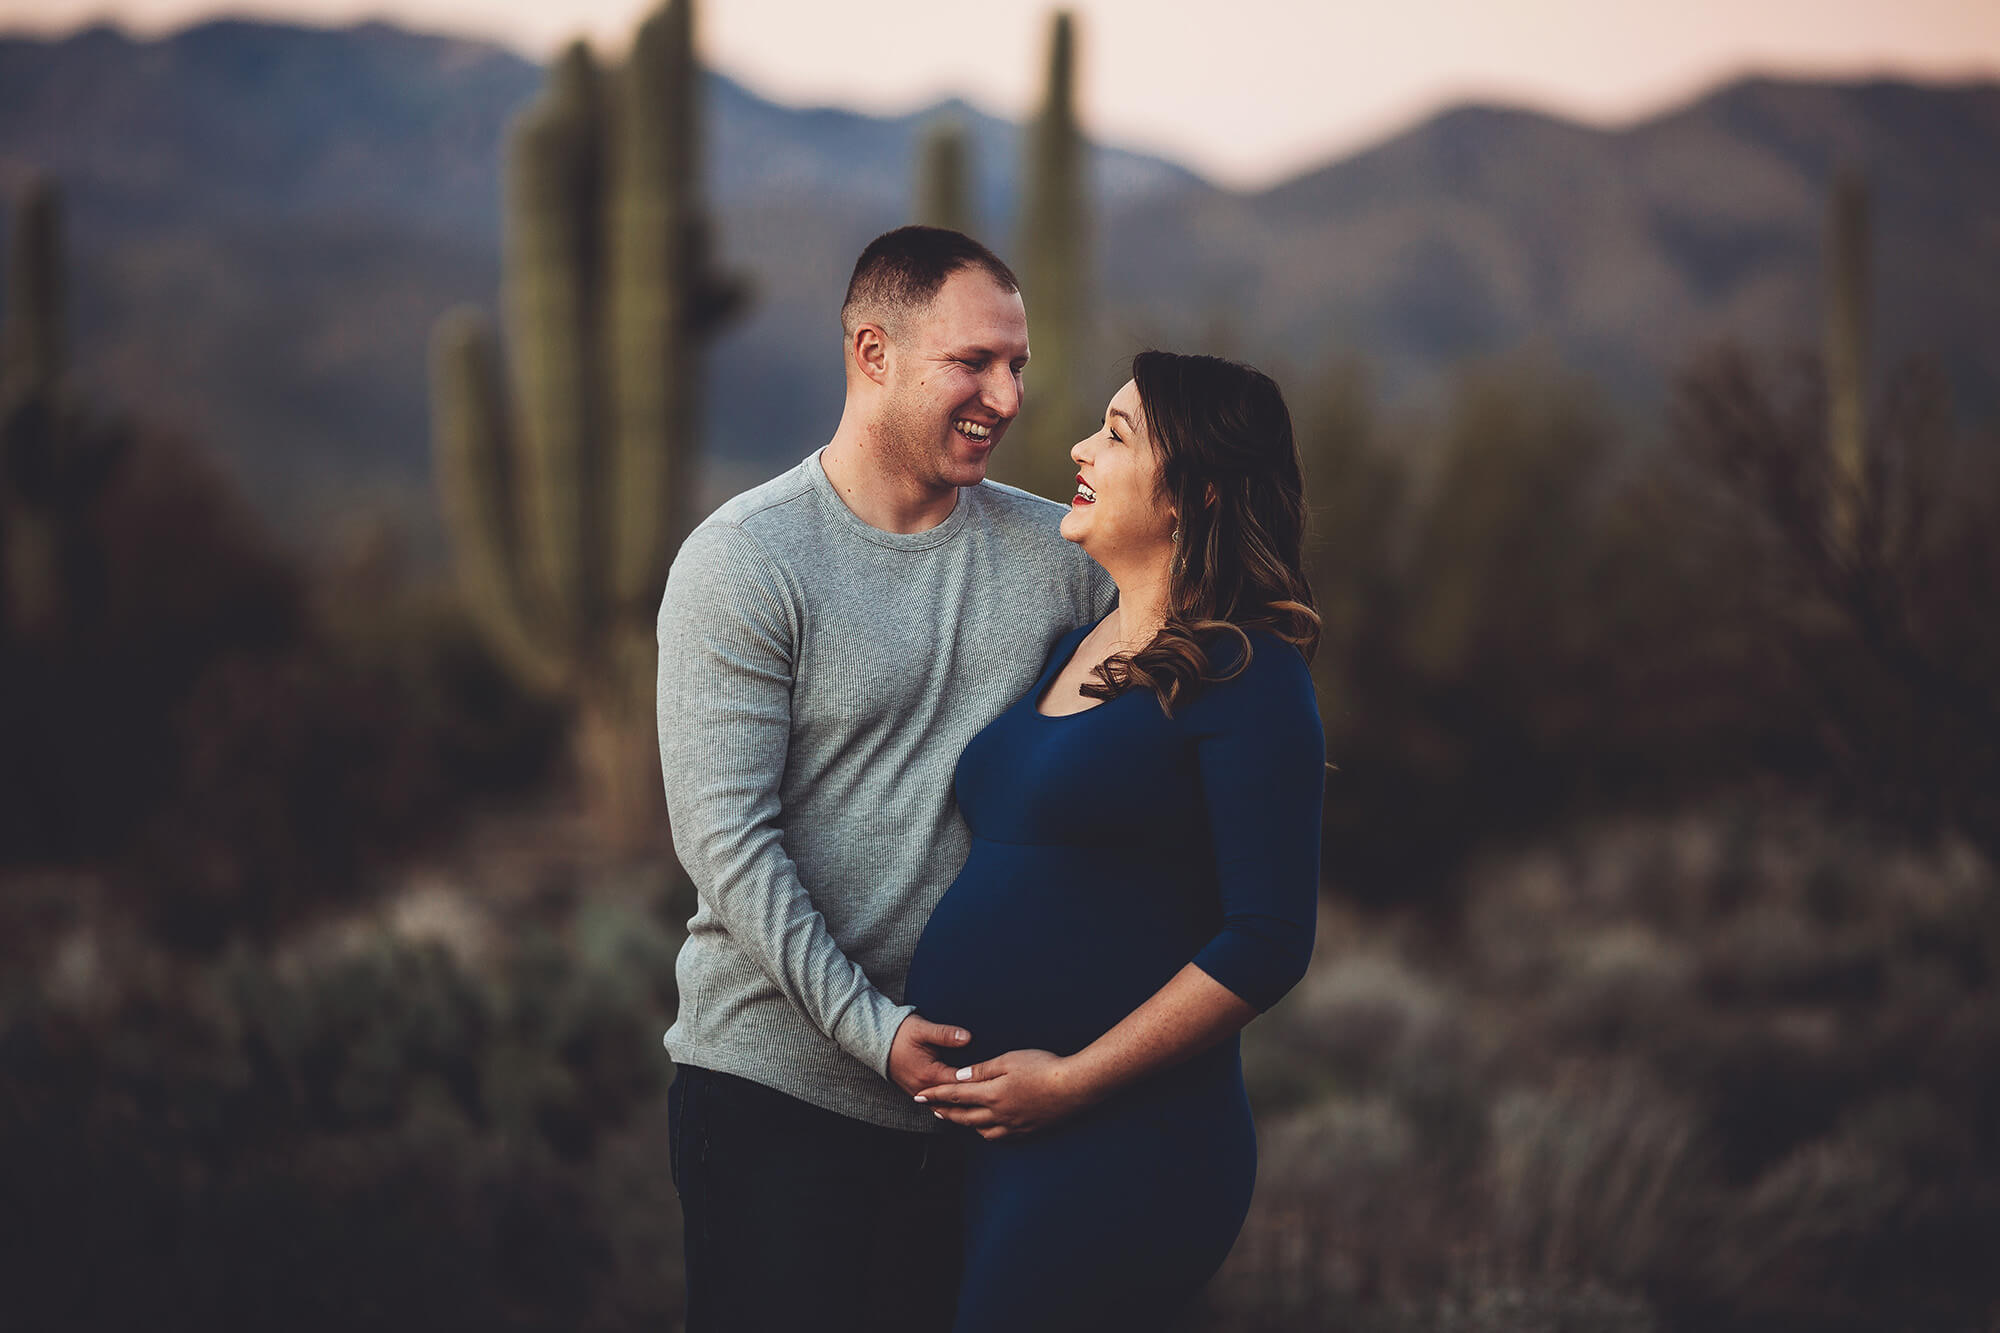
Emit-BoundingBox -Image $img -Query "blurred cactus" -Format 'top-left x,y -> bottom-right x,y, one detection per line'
1000,10 -> 1090,502
429,0 -> 746,850
914,116 -> 974,237
0,174 -> 130,647
2,177 -> 63,390
1824,166 -> 1869,558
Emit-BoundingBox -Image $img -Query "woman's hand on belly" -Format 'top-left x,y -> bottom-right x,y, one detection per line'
911,1048 -> 1097,1139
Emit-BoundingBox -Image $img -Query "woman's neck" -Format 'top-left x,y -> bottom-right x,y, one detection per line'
1102,556 -> 1173,653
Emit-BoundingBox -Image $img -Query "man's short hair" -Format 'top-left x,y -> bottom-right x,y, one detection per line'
840,226 -> 1021,340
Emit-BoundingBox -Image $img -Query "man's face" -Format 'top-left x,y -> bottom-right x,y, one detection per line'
877,268 -> 1030,491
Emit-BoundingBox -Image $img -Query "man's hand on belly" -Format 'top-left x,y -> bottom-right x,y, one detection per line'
887,1014 -> 973,1096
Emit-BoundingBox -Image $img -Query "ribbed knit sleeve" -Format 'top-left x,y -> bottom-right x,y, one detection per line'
655,521 -> 914,1077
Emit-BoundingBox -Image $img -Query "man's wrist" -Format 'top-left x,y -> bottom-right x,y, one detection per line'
865,1001 -> 919,1080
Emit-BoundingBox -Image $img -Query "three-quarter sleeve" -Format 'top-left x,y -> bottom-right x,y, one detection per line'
1184,631 -> 1326,1012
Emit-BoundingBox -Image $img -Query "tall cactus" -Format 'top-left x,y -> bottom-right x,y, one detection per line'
2,177 -> 64,392
429,0 -> 745,850
0,175 -> 127,647
915,116 -> 974,237
1824,165 -> 1870,558
1000,10 -> 1090,503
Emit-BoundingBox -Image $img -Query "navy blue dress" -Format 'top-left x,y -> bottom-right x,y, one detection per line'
903,618 -> 1325,1332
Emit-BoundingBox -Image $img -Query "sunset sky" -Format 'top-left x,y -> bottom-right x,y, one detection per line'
5,0 -> 1997,187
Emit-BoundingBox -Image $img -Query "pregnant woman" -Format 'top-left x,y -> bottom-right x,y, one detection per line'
903,351 -> 1327,1331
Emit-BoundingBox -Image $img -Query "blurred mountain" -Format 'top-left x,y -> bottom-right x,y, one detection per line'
1108,82 -> 2000,426
0,17 -> 1994,547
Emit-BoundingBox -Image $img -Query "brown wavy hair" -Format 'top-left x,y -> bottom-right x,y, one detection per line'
1081,350 -> 1321,716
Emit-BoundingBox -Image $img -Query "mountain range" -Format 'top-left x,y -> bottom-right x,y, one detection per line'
0,17 -> 1994,550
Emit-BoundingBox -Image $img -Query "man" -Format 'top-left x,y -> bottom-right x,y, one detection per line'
655,226 -> 1113,1331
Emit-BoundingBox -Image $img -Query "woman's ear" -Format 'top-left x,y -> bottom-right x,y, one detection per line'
1203,482 -> 1220,509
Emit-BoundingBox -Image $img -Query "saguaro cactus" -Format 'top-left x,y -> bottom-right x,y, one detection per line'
1003,10 -> 1090,503
0,175 -> 127,647
429,0 -> 745,850
1824,166 -> 1870,559
915,116 -> 974,237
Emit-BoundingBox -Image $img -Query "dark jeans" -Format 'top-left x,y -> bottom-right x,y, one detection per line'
668,1062 -> 968,1333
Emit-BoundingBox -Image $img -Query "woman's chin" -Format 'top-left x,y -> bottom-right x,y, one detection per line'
1058,506 -> 1091,545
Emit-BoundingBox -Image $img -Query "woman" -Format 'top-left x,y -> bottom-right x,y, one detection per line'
902,351 -> 1326,1331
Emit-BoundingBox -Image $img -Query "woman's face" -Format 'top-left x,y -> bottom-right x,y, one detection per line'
1059,378 -> 1177,566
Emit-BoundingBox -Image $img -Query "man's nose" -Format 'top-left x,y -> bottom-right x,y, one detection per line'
984,367 -> 1022,420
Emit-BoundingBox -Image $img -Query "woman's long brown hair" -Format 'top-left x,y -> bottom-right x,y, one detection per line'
1081,350 -> 1321,716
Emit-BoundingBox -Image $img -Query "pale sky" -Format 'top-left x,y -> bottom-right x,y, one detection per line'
6,0 -> 1998,187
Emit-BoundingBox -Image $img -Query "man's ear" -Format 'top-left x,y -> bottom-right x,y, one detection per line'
853,324 -> 891,386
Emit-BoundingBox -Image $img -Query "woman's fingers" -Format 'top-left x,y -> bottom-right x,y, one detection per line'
932,1102 -> 994,1125
915,1078 -> 1000,1105
928,1100 -> 1019,1139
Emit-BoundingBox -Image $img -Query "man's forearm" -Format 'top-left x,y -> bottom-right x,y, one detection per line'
658,521 -> 911,1076
668,805 -> 913,1074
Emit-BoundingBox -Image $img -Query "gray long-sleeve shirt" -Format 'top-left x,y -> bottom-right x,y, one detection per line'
656,449 -> 1114,1132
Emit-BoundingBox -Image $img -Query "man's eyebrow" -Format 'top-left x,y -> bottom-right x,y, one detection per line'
940,345 -> 1030,360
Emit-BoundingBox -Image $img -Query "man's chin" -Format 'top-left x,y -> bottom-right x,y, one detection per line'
941,443 -> 995,486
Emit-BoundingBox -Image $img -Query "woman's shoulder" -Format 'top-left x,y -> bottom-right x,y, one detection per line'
1200,623 -> 1310,677
1185,624 -> 1318,722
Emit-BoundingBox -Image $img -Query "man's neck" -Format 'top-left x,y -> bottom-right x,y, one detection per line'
820,417 -> 959,535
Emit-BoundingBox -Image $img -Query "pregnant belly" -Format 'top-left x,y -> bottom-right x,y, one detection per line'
904,837 -> 1207,1066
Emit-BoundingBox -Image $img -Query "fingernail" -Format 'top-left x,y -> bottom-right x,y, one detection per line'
956,1067 -> 972,1081
933,1110 -> 945,1119
956,1030 -> 968,1042
914,1095 -> 927,1103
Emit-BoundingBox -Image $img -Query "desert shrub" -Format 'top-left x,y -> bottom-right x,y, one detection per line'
1487,1069 -> 1707,1289
0,893 -> 684,1333
0,424 -> 301,861
119,592 -> 565,952
1663,347 -> 2000,857
0,421 -> 566,952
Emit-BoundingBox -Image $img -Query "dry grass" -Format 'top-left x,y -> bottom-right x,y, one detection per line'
1210,795 -> 1999,1332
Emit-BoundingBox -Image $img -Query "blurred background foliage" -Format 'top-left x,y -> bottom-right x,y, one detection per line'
1,2 -> 1997,1330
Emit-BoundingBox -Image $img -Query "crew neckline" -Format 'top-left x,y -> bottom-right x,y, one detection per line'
806,447 -> 971,552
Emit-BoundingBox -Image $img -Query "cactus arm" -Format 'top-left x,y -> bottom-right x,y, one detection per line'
429,305 -> 566,692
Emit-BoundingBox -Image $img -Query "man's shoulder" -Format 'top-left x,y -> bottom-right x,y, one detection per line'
665,458 -> 823,604
698,455 -> 821,537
